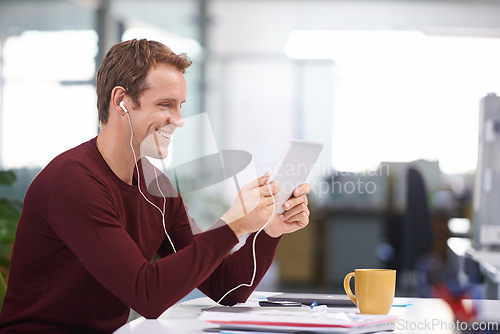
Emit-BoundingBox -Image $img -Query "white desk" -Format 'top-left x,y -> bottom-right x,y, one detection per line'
114,291 -> 500,333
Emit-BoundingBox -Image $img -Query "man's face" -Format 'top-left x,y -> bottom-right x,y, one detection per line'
129,63 -> 186,159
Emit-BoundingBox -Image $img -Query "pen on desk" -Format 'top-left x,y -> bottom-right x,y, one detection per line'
221,332 -> 285,334
258,300 -> 326,311
258,300 -> 302,307
308,301 -> 318,309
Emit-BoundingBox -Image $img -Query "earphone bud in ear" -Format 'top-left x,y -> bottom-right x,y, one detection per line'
119,101 -> 129,114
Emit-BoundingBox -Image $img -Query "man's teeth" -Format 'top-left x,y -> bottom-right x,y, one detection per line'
156,130 -> 170,139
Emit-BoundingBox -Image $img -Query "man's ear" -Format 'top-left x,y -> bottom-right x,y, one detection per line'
110,86 -> 128,116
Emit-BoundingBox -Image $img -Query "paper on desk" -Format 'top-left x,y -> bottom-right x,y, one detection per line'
199,308 -> 398,333
392,298 -> 413,307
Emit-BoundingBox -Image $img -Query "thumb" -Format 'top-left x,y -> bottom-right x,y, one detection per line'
258,172 -> 271,186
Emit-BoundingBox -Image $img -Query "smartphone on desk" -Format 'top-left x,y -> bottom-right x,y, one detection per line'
266,293 -> 356,307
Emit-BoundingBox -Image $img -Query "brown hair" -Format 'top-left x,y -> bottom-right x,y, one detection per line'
96,39 -> 192,124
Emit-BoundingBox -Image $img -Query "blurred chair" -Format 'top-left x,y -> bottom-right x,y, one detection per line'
400,166 -> 434,295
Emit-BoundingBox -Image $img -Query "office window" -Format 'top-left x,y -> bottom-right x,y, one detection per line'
286,30 -> 500,174
2,30 -> 98,169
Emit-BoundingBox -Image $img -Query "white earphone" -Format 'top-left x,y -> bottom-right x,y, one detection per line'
120,98 -> 177,253
119,101 -> 129,114
120,98 -> 273,304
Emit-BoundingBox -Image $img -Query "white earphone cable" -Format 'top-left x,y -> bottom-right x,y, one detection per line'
125,111 -> 177,253
215,181 -> 276,305
123,101 -> 275,305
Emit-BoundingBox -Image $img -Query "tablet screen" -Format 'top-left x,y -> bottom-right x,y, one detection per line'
270,139 -> 323,213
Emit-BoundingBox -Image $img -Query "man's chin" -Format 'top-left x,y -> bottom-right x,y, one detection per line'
142,146 -> 169,160
139,136 -> 169,160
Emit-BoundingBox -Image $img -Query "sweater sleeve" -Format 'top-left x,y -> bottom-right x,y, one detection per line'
46,161 -> 240,319
156,190 -> 282,306
198,229 -> 281,306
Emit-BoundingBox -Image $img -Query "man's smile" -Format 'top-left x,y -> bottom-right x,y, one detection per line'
156,129 -> 172,140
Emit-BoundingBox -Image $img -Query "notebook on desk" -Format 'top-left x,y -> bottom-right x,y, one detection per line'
199,307 -> 397,333
267,293 -> 356,308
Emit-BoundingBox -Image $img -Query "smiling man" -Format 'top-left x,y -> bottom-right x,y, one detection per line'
0,39 -> 312,333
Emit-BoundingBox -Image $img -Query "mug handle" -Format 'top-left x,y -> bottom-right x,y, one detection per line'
343,272 -> 357,306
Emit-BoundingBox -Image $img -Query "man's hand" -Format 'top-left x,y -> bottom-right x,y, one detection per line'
264,183 -> 312,238
222,173 -> 280,239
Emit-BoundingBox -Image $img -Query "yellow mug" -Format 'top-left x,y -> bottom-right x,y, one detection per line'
343,269 -> 396,314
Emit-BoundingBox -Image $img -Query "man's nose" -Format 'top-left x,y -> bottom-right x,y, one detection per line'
173,115 -> 184,128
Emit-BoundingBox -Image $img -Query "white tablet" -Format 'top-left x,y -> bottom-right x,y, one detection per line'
269,139 -> 323,214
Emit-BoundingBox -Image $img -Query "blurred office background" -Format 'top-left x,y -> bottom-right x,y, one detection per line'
1,0 -> 500,298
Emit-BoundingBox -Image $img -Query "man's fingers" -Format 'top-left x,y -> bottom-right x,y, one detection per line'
292,183 -> 312,197
258,172 -> 271,186
281,203 -> 310,221
282,194 -> 308,211
260,182 -> 279,197
264,194 -> 279,207
242,172 -> 271,191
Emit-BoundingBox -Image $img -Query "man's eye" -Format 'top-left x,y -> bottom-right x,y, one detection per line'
161,103 -> 170,107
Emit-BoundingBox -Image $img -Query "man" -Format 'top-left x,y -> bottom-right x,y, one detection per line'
0,39 -> 311,333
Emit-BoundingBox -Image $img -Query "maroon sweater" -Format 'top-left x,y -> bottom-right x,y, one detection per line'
0,138 -> 280,333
